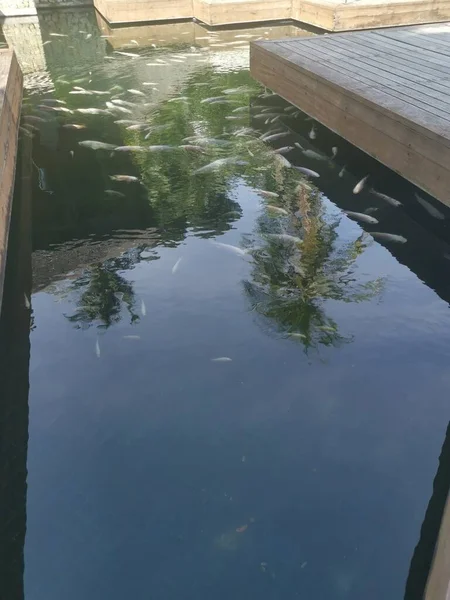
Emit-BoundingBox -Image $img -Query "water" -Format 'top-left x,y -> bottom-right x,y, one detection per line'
3,8 -> 450,600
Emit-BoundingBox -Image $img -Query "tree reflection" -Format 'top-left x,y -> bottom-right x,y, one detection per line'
244,179 -> 384,352
64,251 -> 144,329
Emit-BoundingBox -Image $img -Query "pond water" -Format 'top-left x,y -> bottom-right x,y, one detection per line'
3,8 -> 450,600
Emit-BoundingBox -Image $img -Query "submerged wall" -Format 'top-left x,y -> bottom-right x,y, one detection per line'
0,0 -> 92,17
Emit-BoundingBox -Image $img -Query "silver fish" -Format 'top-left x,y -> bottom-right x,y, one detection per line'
232,107 -> 249,113
109,175 -> 140,183
344,210 -> 379,225
24,293 -> 31,310
127,89 -> 145,96
141,299 -> 146,316
126,124 -> 149,131
211,241 -> 247,256
274,155 -> 291,168
414,193 -> 445,219
193,158 -> 246,175
112,99 -> 137,108
95,339 -> 101,358
331,146 -> 338,158
69,90 -> 93,95
172,257 -> 183,274
123,335 -> 141,339
115,51 -> 140,57
302,149 -> 326,160
309,124 -> 316,140
294,142 -> 303,150
267,233 -> 302,244
371,232 -> 407,244
41,98 -> 67,106
79,140 -> 116,151
50,32 -> 68,37
106,102 -> 132,115
114,146 -> 148,152
339,166 -> 346,178
211,357 -> 232,362
62,123 -> 86,130
353,175 -> 369,194
77,108 -> 110,115
266,205 -> 289,215
114,119 -> 142,125
274,146 -> 294,154
294,166 -> 319,178
200,96 -> 227,104
364,207 -> 379,215
255,189 -> 279,198
105,189 -> 126,198
370,189 -> 402,207
261,131 -> 290,142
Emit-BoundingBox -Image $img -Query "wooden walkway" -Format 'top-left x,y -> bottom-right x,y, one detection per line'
250,23 -> 450,207
0,50 -> 23,315
92,0 -> 450,30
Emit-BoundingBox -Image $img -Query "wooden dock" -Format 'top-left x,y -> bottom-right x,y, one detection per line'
92,0 -> 450,30
250,23 -> 450,208
0,50 -> 23,315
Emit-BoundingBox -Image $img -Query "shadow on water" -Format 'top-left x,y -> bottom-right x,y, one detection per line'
0,132 -> 32,599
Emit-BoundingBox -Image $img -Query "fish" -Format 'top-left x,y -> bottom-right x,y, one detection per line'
69,150 -> 74,158
41,98 -> 67,106
106,102 -> 133,115
109,175 -> 140,183
370,189 -> 402,207
293,166 -> 320,178
141,299 -> 147,316
126,123 -> 149,131
114,145 -> 148,152
331,146 -> 338,158
267,233 -> 302,244
105,189 -> 126,198
86,33 -> 92,39
339,166 -> 346,178
302,149 -> 326,160
172,257 -> 183,274
274,146 -> 294,154
414,193 -> 445,219
344,210 -> 379,225
211,357 -> 233,362
142,82 -> 158,86
353,175 -> 369,194
127,89 -> 145,96
95,339 -> 101,358
255,189 -> 279,198
274,155 -> 291,168
236,525 -> 248,533
43,40 -> 52,45
62,123 -> 86,130
180,145 -> 205,153
114,119 -> 142,125
232,107 -> 249,113
260,131 -> 290,142
193,158 -> 247,175
364,207 -> 379,215
371,232 -> 407,244
266,205 -> 288,215
146,63 -> 165,66
24,293 -> 31,310
123,335 -> 141,339
211,241 -> 247,256
23,115 -> 46,124
69,90 -> 93,95
112,100 -> 138,109
115,50 -> 140,57
79,140 -> 116,151
77,108 -> 110,115
50,32 -> 68,37
288,332 -> 306,339
168,96 -> 188,103
130,39 -> 139,45
309,124 -> 316,139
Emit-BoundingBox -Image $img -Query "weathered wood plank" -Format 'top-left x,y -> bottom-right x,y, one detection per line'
250,25 -> 450,208
0,50 -> 23,315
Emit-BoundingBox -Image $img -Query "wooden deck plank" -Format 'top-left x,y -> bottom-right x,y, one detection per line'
250,24 -> 450,207
272,41 -> 450,125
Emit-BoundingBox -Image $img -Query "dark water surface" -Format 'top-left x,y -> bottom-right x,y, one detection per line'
3,8 -> 450,600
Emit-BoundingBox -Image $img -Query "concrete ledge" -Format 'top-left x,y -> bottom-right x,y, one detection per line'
0,50 -> 23,315
92,0 -> 450,30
